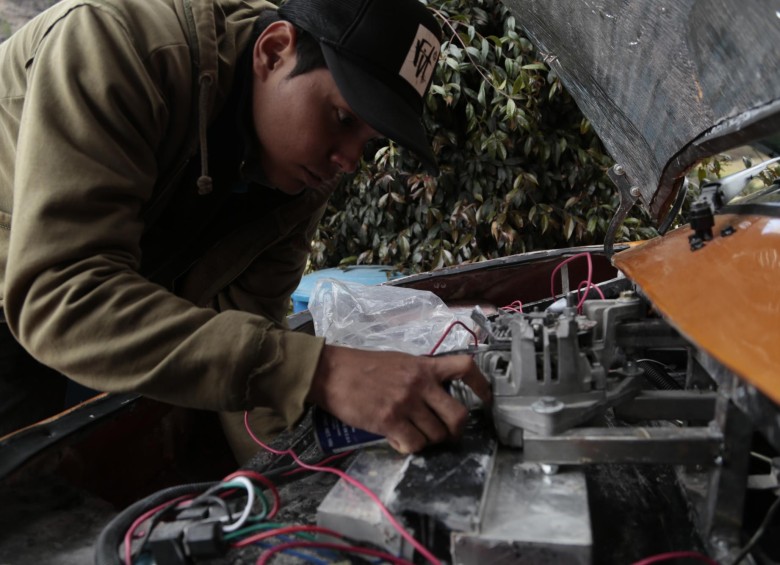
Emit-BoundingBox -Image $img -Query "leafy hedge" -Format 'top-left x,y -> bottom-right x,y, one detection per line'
311,0 -> 657,272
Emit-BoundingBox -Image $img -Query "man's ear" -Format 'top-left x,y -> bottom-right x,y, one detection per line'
252,21 -> 297,79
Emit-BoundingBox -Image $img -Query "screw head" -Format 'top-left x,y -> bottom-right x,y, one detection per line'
532,396 -> 564,414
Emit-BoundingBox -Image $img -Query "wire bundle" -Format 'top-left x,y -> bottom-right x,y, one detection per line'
95,445 -> 426,565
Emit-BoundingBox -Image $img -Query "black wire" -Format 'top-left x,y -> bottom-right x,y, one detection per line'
731,493 -> 780,565
637,360 -> 682,391
186,494 -> 233,522
94,481 -> 215,565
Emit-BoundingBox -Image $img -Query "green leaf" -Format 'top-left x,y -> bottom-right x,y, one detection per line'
564,215 -> 575,240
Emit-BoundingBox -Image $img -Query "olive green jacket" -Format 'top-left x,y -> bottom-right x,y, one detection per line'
0,0 -> 328,426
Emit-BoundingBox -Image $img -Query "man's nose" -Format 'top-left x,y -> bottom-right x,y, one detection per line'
330,139 -> 364,173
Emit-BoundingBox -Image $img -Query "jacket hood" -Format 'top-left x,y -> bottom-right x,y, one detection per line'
502,0 -> 780,226
178,0 -> 276,194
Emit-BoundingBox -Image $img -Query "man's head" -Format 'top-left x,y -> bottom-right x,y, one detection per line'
250,0 -> 442,194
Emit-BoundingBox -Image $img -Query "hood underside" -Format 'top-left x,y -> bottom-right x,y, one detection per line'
501,0 -> 780,224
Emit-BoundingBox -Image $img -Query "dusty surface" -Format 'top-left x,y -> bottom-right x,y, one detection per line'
0,0 -> 55,42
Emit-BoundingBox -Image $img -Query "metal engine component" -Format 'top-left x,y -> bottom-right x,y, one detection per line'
476,293 -> 647,445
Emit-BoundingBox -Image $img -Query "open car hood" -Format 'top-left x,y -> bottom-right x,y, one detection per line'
502,0 -> 780,224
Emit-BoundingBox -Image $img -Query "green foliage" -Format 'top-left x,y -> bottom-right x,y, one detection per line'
311,0 -> 652,272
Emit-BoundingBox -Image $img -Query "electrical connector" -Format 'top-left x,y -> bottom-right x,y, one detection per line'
148,521 -> 189,565
148,516 -> 226,564
184,522 -> 225,559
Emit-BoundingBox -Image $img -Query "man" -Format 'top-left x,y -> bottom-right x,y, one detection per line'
0,0 -> 490,460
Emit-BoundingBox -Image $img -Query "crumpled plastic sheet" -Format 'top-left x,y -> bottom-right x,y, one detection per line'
308,278 -> 475,355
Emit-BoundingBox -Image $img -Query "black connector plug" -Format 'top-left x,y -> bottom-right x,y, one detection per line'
148,521 -> 189,565
184,522 -> 226,559
148,517 -> 226,564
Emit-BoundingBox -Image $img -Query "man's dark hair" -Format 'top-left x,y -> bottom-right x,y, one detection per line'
252,10 -> 327,77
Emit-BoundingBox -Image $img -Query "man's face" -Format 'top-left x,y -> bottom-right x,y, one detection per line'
251,23 -> 381,195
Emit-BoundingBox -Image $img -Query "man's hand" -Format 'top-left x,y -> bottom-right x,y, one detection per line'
306,344 -> 492,454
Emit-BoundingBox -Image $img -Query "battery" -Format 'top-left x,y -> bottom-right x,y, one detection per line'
312,407 -> 388,453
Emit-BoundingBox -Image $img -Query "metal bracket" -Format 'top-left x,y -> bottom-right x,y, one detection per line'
605,164 -> 640,258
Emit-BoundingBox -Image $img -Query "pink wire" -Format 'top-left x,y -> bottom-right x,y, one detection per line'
631,550 -> 720,565
281,451 -> 353,476
549,252 -> 594,312
243,411 -> 442,565
428,320 -> 479,355
500,306 -> 523,314
499,300 -> 524,314
577,280 -> 606,304
256,540 -> 416,565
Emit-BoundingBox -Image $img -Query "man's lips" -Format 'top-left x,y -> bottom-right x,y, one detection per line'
303,167 -> 327,187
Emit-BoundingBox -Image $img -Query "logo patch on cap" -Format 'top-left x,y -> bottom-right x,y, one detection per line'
399,24 -> 440,97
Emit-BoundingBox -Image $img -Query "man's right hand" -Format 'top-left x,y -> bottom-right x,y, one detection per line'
306,344 -> 491,454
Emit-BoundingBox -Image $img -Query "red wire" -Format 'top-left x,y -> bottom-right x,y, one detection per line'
550,252 -> 593,297
281,451 -> 353,476
243,411 -> 442,565
501,299 -> 524,313
428,320 -> 479,355
577,280 -> 605,302
233,524 -> 343,548
222,469 -> 281,520
631,550 -> 720,565
255,540 -> 416,565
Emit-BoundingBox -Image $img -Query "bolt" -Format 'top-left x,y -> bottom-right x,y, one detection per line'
532,396 -> 564,414
623,359 -> 643,377
613,164 -> 625,175
689,234 -> 704,251
629,186 -> 641,198
541,464 -> 559,476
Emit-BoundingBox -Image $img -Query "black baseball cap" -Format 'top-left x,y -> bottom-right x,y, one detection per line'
278,0 -> 442,175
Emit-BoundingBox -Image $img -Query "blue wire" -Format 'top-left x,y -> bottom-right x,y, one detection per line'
255,540 -> 329,565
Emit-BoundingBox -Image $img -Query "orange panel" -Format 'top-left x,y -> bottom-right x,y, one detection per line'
613,214 -> 780,403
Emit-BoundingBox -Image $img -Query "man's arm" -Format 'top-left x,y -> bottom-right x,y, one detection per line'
2,5 -> 317,421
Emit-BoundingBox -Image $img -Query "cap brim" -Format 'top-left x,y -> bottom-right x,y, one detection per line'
321,45 -> 439,176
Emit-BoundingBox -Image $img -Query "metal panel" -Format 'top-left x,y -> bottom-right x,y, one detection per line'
452,451 -> 591,565
501,0 -> 780,222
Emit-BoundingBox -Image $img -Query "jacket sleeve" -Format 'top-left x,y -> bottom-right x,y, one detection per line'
3,4 -> 321,424
207,201 -> 329,415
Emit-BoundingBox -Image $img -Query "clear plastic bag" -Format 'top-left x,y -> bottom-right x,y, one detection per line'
308,278 -> 475,355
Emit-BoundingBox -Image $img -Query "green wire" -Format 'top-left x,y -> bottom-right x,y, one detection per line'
224,522 -> 319,542
249,486 -> 269,521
